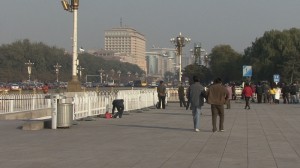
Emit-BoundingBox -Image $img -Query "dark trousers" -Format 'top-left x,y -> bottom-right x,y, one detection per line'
226,99 -> 231,109
282,93 -> 290,104
179,96 -> 186,107
262,93 -> 268,103
211,104 -> 224,132
112,105 -> 124,118
158,96 -> 166,109
245,97 -> 251,109
257,94 -> 262,103
232,94 -> 236,100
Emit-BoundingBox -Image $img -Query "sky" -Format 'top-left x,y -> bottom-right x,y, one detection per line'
1,0 -> 300,54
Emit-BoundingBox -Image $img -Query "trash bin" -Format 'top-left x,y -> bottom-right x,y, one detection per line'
57,103 -> 73,128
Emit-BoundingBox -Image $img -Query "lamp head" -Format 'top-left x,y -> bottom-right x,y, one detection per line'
61,0 -> 70,11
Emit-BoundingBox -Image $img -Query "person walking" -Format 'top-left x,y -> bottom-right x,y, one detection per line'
42,83 -> 49,94
185,85 -> 191,110
225,84 -> 232,109
290,82 -> 298,104
256,82 -> 263,103
188,76 -> 205,132
262,82 -> 270,103
268,86 -> 276,104
178,82 -> 186,107
157,80 -> 167,109
207,77 -> 229,132
274,86 -> 281,104
242,83 -> 253,109
250,83 -> 256,102
281,83 -> 290,104
231,83 -> 237,100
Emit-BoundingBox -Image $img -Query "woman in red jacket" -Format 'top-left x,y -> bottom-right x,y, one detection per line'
242,83 -> 253,110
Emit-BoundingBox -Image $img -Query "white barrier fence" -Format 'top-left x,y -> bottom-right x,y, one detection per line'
1,87 -> 248,119
0,89 -> 160,120
72,89 -> 159,120
0,94 -> 51,114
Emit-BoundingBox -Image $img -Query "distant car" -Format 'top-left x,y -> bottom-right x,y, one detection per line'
235,86 -> 243,97
107,82 -> 116,87
148,82 -> 158,88
10,83 -> 20,91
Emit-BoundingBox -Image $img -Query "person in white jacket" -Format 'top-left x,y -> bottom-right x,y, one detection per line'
275,86 -> 281,104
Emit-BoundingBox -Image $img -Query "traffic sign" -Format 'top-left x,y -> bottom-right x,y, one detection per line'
243,66 -> 252,77
273,74 -> 280,83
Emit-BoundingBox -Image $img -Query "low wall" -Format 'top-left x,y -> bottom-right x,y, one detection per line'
0,108 -> 52,120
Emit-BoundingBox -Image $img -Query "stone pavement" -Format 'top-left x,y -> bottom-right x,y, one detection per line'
0,101 -> 300,168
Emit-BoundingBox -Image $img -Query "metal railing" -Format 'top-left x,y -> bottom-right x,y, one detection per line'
0,88 -> 182,120
72,89 -> 159,120
0,94 -> 51,114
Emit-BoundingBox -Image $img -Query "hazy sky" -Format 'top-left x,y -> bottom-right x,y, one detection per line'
1,0 -> 300,54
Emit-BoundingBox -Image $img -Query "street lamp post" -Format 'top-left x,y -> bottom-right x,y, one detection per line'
105,74 -> 108,84
110,69 -> 115,83
170,32 -> 191,82
61,0 -> 81,91
204,52 -> 209,67
117,70 -> 121,85
127,71 -> 131,83
54,63 -> 62,83
98,69 -> 104,84
194,43 -> 201,65
77,65 -> 84,82
166,75 -> 170,83
25,60 -> 34,82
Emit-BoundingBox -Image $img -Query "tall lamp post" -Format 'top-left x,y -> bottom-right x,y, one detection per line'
110,69 -> 115,83
77,65 -> 84,82
194,43 -> 201,65
127,71 -> 131,83
61,0 -> 81,91
117,70 -> 121,85
98,69 -> 104,84
25,60 -> 34,82
170,32 -> 191,82
54,63 -> 62,82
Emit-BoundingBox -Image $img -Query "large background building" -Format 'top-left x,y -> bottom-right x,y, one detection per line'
146,47 -> 177,82
104,27 -> 146,72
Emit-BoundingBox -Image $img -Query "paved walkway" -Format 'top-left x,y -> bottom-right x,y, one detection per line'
1,101 -> 300,168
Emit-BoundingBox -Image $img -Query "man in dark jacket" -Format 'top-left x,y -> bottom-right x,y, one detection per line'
256,82 -> 263,103
178,82 -> 186,107
281,83 -> 290,104
157,81 -> 167,109
207,77 -> 229,132
112,99 -> 124,118
188,76 -> 205,132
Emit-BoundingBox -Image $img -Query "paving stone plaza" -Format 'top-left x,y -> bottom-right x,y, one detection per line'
1,101 -> 300,168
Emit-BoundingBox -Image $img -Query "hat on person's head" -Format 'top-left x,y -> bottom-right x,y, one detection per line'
193,76 -> 199,82
213,77 -> 222,84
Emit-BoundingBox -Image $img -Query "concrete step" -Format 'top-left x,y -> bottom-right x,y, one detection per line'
22,118 -> 51,131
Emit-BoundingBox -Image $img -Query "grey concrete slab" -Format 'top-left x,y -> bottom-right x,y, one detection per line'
0,101 -> 300,168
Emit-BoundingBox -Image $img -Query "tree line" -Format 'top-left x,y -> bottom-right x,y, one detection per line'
182,28 -> 300,85
0,39 -> 144,83
1,27 -> 300,85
